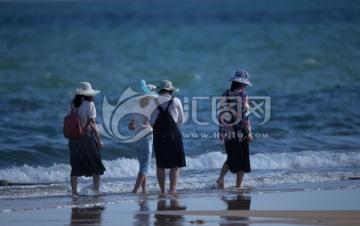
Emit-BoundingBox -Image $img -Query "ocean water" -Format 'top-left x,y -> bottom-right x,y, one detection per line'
1,0 -> 360,209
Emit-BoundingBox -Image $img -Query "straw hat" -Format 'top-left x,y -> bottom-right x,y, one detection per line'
228,70 -> 253,86
154,80 -> 180,93
69,82 -> 100,97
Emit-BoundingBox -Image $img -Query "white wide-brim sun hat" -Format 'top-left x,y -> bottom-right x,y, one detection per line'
69,82 -> 101,97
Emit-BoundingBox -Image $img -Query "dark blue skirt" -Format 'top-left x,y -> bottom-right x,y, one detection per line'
68,129 -> 106,177
225,139 -> 251,173
153,125 -> 186,169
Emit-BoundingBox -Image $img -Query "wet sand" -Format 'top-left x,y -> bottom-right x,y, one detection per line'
1,188 -> 359,225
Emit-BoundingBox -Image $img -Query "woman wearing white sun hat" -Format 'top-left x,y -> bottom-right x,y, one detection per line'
67,82 -> 106,196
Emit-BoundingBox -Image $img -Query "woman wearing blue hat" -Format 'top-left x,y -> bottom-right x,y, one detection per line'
217,70 -> 254,189
128,81 -> 157,193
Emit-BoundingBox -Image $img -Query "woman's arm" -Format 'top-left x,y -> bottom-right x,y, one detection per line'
241,92 -> 253,142
175,98 -> 185,125
128,119 -> 135,130
128,113 -> 135,130
89,118 -> 104,149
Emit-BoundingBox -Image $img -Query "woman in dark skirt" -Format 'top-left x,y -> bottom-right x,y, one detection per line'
150,80 -> 186,194
67,82 -> 106,196
224,138 -> 251,174
217,70 -> 254,189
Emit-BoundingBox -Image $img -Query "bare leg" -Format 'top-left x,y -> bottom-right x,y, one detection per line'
216,162 -> 229,189
70,176 -> 78,195
132,172 -> 146,193
93,174 -> 101,192
157,167 -> 166,194
169,167 -> 179,194
235,171 -> 245,188
141,175 -> 147,193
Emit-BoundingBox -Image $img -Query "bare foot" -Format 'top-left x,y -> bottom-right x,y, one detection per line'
216,178 -> 224,189
158,193 -> 166,198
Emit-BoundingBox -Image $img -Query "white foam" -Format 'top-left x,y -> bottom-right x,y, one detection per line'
251,150 -> 360,170
1,151 -> 359,185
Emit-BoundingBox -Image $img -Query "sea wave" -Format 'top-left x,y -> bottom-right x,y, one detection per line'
1,150 -> 359,184
0,150 -> 359,201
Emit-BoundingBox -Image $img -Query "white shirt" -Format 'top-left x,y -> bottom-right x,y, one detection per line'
67,100 -> 96,128
149,94 -> 185,126
130,103 -> 153,137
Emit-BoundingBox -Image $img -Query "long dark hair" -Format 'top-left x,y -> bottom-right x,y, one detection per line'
230,81 -> 246,92
230,82 -> 241,91
159,89 -> 173,95
72,95 -> 94,108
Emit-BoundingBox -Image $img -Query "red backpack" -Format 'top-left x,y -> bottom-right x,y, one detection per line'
63,104 -> 86,139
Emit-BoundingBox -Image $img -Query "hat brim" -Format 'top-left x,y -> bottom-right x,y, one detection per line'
68,90 -> 101,97
154,87 -> 180,93
228,77 -> 253,86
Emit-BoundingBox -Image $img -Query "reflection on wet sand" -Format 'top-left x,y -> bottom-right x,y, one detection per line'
154,198 -> 187,226
70,195 -> 105,226
70,205 -> 105,226
220,193 -> 252,226
133,198 -> 150,226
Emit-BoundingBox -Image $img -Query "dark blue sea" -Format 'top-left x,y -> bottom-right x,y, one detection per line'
0,0 -> 359,209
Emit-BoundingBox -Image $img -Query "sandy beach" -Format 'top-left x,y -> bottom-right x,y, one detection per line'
1,188 -> 359,226
1,1 -> 359,225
